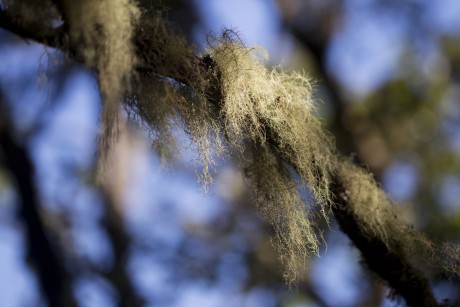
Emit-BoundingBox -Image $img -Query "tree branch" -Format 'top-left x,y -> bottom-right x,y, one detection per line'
0,9 -> 65,48
331,177 -> 438,307
0,11 -> 440,306
257,111 -> 438,306
282,12 -> 438,306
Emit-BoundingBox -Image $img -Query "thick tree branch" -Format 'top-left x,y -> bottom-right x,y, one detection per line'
331,178 -> 438,307
282,14 -> 438,306
257,114 -> 438,306
0,12 -> 440,306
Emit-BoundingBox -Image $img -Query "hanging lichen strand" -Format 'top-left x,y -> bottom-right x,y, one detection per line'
207,34 -> 336,282
62,0 -> 140,162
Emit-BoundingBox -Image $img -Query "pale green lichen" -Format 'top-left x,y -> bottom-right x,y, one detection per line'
62,0 -> 140,164
123,11 -> 227,190
246,144 -> 321,284
209,33 -> 335,209
335,159 -> 460,281
205,34 -> 336,281
11,2 -> 460,285
126,26 -> 336,281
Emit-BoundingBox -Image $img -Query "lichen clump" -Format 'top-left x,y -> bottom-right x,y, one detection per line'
125,23 -> 338,281
207,35 -> 337,281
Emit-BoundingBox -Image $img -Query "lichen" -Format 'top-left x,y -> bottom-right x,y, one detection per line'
245,144 -> 320,284
62,0 -> 140,163
11,3 -> 460,285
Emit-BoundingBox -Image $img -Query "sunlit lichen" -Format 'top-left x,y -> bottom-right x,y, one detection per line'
9,3 -> 460,286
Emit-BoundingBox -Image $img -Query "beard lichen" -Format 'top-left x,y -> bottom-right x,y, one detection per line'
210,34 -> 335,209
206,34 -> 336,281
9,2 -> 460,286
124,72 -> 225,190
125,10 -> 227,190
63,0 -> 140,162
245,144 -> 321,284
125,25 -> 335,281
335,159 -> 459,281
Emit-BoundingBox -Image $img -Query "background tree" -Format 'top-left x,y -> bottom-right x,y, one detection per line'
1,1 -> 460,306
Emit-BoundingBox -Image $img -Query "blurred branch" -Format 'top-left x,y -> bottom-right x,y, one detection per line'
0,94 -> 76,307
0,9 -> 441,306
100,191 -> 145,307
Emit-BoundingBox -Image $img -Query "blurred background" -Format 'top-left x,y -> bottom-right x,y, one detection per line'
1,0 -> 460,306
